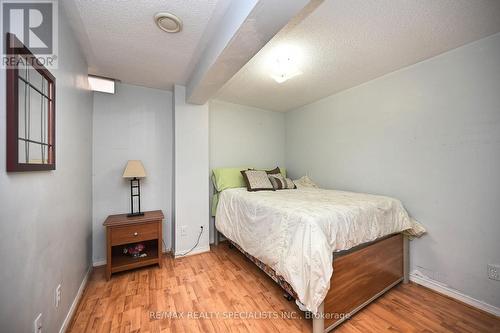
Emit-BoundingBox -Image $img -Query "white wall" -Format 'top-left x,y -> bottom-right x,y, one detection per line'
285,33 -> 500,308
208,100 -> 286,241
92,83 -> 173,263
174,85 -> 210,255
0,8 -> 93,333
209,99 -> 286,169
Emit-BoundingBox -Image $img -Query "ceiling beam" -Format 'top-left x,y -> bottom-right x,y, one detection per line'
186,0 -> 317,104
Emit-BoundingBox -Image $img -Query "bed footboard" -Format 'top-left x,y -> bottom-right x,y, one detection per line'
316,233 -> 405,332
218,230 -> 406,332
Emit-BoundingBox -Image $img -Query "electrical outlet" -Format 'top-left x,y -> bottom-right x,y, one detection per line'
180,226 -> 187,237
55,284 -> 61,308
34,313 -> 42,333
487,264 -> 500,281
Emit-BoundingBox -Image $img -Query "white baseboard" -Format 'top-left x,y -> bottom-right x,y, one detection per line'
59,265 -> 92,333
174,245 -> 210,258
410,271 -> 500,317
92,259 -> 106,267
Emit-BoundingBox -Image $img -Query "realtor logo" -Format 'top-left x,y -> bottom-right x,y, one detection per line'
1,0 -> 58,67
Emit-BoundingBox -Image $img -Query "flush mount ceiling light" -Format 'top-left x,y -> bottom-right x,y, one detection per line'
268,45 -> 303,83
155,12 -> 182,33
270,56 -> 302,83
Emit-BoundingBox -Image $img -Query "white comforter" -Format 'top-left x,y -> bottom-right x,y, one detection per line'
215,187 -> 424,314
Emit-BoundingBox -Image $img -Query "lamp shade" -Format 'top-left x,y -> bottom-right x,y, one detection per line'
122,160 -> 146,178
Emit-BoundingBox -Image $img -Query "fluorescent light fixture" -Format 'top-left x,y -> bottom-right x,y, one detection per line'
268,45 -> 303,83
88,75 -> 115,94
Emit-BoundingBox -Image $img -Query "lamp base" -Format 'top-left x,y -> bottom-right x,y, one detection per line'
127,212 -> 145,218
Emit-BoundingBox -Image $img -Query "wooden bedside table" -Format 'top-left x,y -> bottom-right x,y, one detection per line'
103,210 -> 164,280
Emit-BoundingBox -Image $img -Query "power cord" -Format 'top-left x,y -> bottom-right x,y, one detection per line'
162,238 -> 168,253
176,226 -> 204,257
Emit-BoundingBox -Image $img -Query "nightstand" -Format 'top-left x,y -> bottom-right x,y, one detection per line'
103,210 -> 164,280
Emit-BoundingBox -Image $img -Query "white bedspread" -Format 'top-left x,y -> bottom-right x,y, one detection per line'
215,187 -> 424,314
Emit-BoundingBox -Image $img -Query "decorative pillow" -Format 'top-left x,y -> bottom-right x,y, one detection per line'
265,167 -> 281,175
251,167 -> 287,177
268,173 -> 285,189
241,170 -> 275,191
269,174 -> 296,190
283,177 -> 296,189
293,175 -> 319,189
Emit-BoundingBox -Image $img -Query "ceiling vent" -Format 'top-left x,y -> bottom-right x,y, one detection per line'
155,12 -> 182,33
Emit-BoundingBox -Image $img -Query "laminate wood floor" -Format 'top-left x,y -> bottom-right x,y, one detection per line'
69,244 -> 500,332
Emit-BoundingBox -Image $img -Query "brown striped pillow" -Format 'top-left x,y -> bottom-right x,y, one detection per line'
268,174 -> 284,189
269,174 -> 296,190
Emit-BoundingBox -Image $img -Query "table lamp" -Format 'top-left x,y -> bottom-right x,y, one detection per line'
123,160 -> 146,217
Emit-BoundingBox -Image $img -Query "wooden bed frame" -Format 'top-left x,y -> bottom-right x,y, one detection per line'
215,232 -> 409,333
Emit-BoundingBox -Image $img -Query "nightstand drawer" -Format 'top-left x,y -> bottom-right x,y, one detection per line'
110,222 -> 158,246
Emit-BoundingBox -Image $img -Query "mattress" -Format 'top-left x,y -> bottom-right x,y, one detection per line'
215,187 -> 424,314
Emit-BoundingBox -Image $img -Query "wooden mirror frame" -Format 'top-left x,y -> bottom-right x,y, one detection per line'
6,33 -> 56,172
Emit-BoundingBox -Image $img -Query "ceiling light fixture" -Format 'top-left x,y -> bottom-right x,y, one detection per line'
270,56 -> 302,83
268,45 -> 303,83
88,75 -> 115,94
155,12 -> 182,33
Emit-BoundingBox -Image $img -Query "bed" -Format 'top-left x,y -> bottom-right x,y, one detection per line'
214,185 -> 424,332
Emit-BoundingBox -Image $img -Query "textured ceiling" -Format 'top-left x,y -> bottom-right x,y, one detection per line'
65,0 -> 231,90
216,0 -> 500,111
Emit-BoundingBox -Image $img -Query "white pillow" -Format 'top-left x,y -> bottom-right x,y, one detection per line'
293,175 -> 319,189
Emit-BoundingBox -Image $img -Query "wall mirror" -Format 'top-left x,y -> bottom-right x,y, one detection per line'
6,33 -> 56,171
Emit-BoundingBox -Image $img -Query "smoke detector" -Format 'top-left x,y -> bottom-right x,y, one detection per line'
155,12 -> 182,33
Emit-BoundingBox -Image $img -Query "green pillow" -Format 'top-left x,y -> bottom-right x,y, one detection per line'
211,167 -> 249,217
211,167 -> 287,216
212,167 -> 249,192
212,167 -> 287,192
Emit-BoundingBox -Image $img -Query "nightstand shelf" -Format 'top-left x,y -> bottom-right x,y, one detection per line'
110,240 -> 159,274
104,210 -> 164,280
